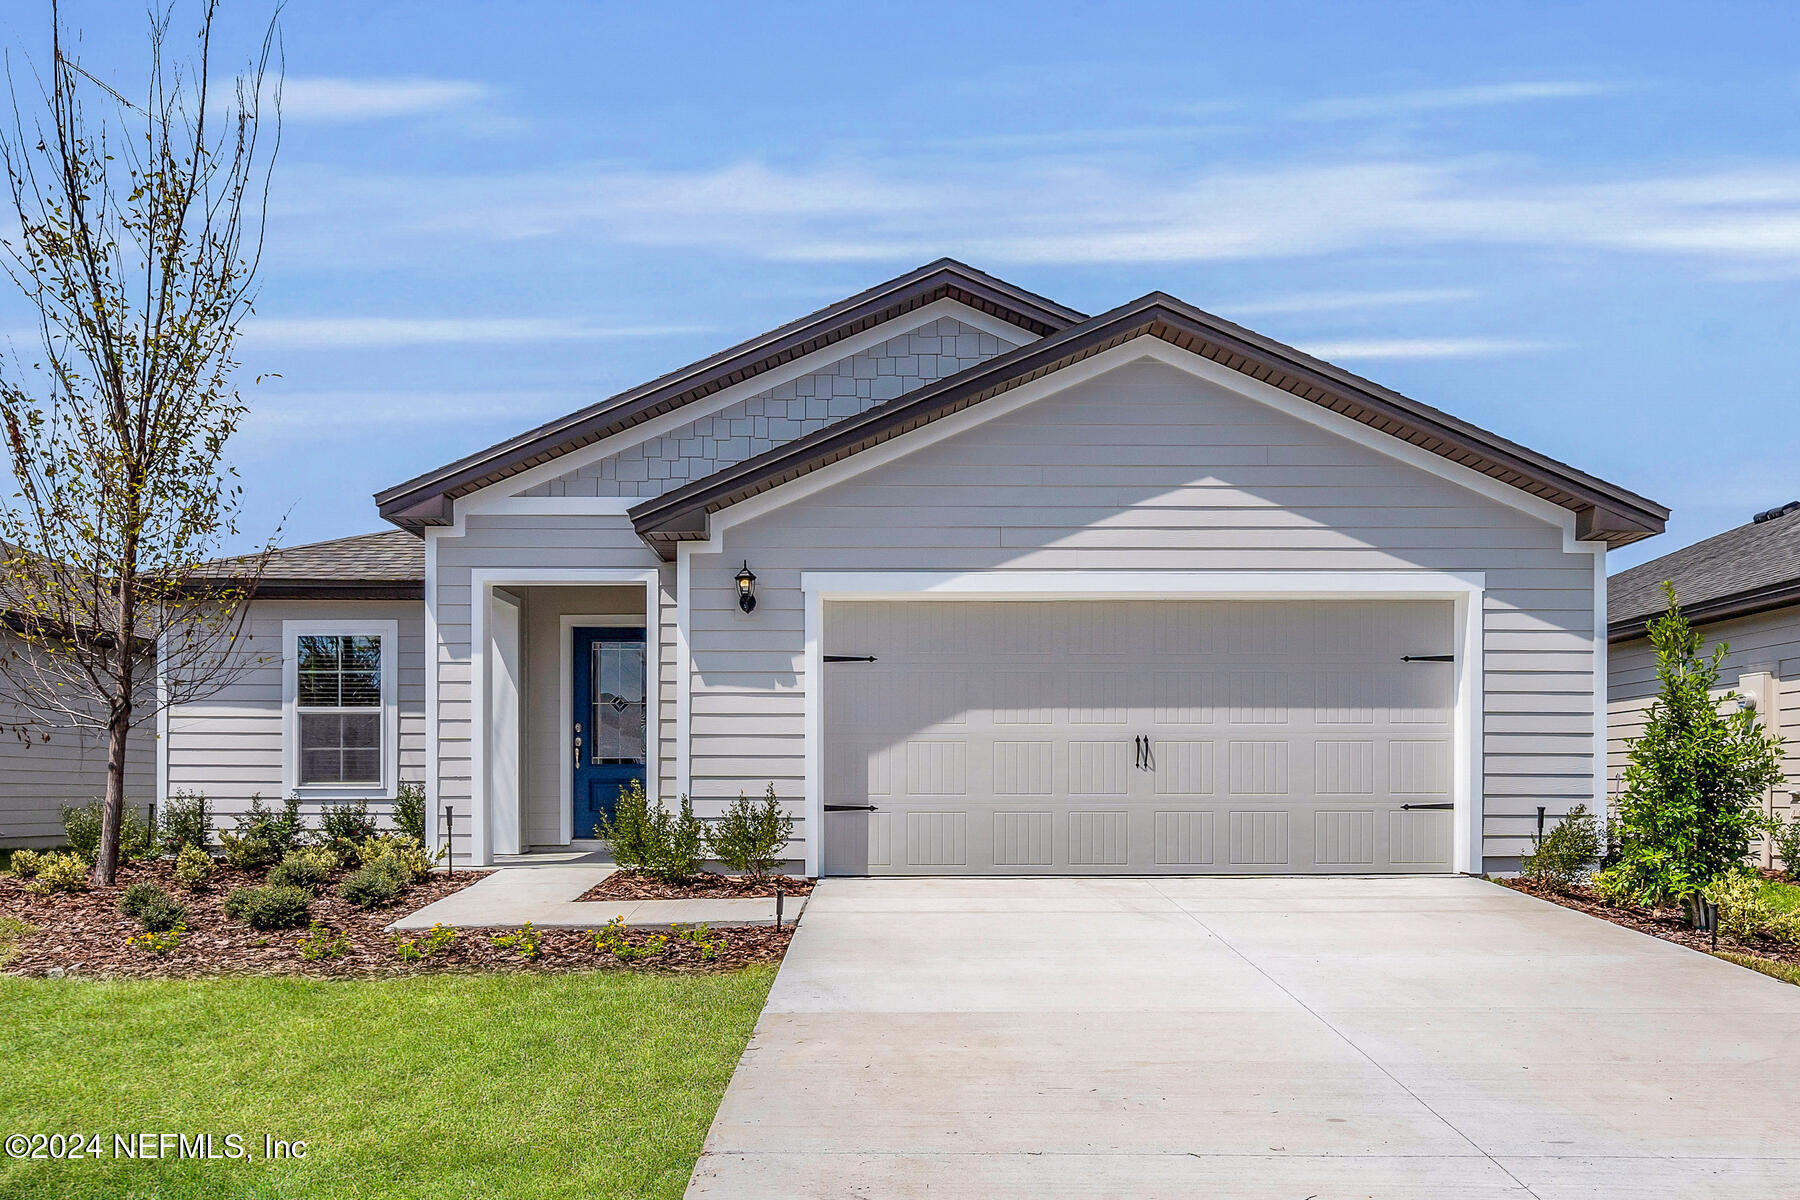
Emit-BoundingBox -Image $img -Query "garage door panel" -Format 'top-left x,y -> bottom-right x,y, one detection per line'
823,598 -> 1456,875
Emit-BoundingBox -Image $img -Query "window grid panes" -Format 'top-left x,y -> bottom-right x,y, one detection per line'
296,634 -> 383,786
591,639 -> 646,763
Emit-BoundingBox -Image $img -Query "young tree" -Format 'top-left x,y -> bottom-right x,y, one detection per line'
0,1 -> 280,883
1606,583 -> 1785,916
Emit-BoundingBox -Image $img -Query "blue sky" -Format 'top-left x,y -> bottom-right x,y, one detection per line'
4,0 -> 1797,570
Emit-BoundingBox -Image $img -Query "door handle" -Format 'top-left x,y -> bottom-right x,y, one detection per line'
1141,736 -> 1154,772
573,723 -> 583,769
824,804 -> 878,812
1133,735 -> 1142,771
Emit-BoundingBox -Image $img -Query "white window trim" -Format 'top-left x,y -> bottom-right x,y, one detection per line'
282,619 -> 401,802
799,570 -> 1485,878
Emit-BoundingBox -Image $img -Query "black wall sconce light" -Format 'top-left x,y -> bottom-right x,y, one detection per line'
734,561 -> 757,613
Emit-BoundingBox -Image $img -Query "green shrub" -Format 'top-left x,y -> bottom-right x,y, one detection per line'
590,915 -> 667,961
1521,804 -> 1600,892
339,861 -> 404,909
268,846 -> 339,892
218,828 -> 278,873
219,794 -> 306,872
23,851 -> 88,894
1610,586 -> 1786,914
1772,816 -> 1800,883
355,834 -> 436,885
127,924 -> 183,956
158,790 -> 212,854
595,781 -> 705,883
394,781 -> 428,842
320,800 -> 377,853
62,801 -> 157,863
707,784 -> 795,878
9,848 -> 47,879
174,844 -> 216,892
297,922 -> 351,962
392,922 -> 456,962
490,922 -> 543,960
222,884 -> 312,930
117,881 -> 168,919
135,892 -> 189,933
1704,872 -> 1800,945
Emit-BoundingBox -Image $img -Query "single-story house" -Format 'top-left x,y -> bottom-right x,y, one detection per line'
1607,501 -> 1799,867
162,260 -> 1668,875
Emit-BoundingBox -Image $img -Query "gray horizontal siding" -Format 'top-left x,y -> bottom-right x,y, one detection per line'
688,356 -> 1603,872
163,599 -> 426,832
0,630 -> 155,846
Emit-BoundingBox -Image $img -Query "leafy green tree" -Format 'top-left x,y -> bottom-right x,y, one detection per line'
1605,583 -> 1785,915
0,2 -> 281,883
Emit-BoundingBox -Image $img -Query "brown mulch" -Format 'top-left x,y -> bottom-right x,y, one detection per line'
579,869 -> 816,901
1,859 -> 791,979
1499,876 -> 1800,969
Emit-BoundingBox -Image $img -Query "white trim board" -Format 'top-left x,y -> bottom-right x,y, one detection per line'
799,570 -> 1487,878
462,297 -> 1035,509
280,618 -> 402,803
468,568 -> 661,866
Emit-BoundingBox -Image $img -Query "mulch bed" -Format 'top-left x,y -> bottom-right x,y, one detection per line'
2,859 -> 791,979
1500,876 -> 1800,969
579,870 -> 815,901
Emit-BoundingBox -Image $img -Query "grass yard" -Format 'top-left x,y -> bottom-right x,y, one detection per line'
0,967 -> 776,1200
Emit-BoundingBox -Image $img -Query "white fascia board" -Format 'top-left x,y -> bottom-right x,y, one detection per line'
459,297 -> 1037,510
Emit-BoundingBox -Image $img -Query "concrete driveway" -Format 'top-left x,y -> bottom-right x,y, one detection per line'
686,876 -> 1800,1199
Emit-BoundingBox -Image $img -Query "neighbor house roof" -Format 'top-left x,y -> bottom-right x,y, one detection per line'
374,259 -> 1086,531
1608,501 -> 1800,642
207,530 -> 424,600
628,291 -> 1670,559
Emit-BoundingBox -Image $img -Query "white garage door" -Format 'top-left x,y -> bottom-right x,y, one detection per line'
821,599 -> 1456,875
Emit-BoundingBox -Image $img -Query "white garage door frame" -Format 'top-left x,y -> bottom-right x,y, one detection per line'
801,570 -> 1485,877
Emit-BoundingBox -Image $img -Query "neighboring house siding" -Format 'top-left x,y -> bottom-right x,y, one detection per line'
684,357 -> 1602,872
523,317 -> 1019,498
1608,606 -> 1800,862
431,516 -> 674,859
164,599 -> 426,829
0,631 -> 156,846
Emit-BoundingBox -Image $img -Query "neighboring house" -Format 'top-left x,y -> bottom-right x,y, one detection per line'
0,572 -> 156,848
1607,501 -> 1800,866
163,260 -> 1667,875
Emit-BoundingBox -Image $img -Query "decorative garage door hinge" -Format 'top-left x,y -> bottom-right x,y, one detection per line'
1401,654 -> 1454,662
823,654 -> 878,663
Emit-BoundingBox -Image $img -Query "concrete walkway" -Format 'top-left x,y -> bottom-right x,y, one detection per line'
686,876 -> 1800,1199
390,866 -> 804,931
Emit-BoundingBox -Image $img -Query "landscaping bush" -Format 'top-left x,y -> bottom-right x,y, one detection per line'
222,885 -> 313,930
62,800 -> 157,863
707,784 -> 795,878
24,851 -> 89,894
8,848 -> 47,879
356,834 -> 436,885
218,828 -> 279,873
595,781 -> 706,883
117,881 -> 169,919
339,861 -> 404,909
320,799 -> 377,855
1521,803 -> 1600,892
268,847 -> 339,892
135,892 -> 189,934
1772,816 -> 1800,883
219,793 -> 306,872
158,790 -> 212,855
1608,585 -> 1785,916
174,844 -> 216,892
1703,872 -> 1800,945
394,781 -> 428,842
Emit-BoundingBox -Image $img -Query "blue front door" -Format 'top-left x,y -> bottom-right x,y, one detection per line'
571,626 -> 647,840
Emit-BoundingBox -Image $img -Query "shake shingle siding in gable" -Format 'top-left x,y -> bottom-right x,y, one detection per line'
523,318 -> 1019,498
683,358 -> 1602,869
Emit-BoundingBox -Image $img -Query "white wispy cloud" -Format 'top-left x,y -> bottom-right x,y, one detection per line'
1293,81 -> 1619,121
273,77 -> 489,121
241,317 -> 711,350
1218,288 -> 1479,317
1299,337 -> 1556,360
237,390 -> 586,442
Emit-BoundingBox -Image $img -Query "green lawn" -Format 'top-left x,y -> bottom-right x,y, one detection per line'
1756,876 -> 1800,915
0,968 -> 775,1199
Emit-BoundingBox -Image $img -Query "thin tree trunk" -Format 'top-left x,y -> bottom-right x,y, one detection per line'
95,652 -> 133,886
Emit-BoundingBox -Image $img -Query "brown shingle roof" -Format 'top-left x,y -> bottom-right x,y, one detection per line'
1608,502 -> 1800,640
210,530 -> 423,599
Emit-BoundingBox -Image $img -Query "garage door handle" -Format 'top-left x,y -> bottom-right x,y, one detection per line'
824,655 -> 878,663
824,804 -> 878,812
1400,802 -> 1454,810
1401,654 -> 1454,663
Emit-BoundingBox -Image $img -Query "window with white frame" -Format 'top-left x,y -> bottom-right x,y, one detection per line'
284,621 -> 397,794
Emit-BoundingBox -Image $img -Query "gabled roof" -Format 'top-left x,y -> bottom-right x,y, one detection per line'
208,531 -> 424,600
628,291 -> 1669,559
375,260 -> 1085,531
1608,502 -> 1800,642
